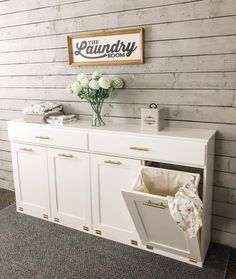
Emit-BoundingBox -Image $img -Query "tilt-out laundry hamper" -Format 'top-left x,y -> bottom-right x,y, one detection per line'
122,166 -> 202,266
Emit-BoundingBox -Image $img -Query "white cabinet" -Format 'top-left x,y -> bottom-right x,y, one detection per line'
11,142 -> 92,232
90,154 -> 141,245
11,143 -> 50,220
48,149 -> 91,231
8,120 -> 216,267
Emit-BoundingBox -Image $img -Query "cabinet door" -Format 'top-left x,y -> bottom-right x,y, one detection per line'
48,148 -> 91,231
11,143 -> 50,220
91,154 -> 141,245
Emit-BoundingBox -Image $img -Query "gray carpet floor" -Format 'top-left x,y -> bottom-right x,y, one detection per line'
0,205 -> 230,279
0,188 -> 15,210
226,248 -> 236,279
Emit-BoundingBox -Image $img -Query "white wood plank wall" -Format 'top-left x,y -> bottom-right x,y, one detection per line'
0,0 -> 236,248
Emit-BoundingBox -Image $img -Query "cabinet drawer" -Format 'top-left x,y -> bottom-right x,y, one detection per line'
8,124 -> 88,150
89,133 -> 206,166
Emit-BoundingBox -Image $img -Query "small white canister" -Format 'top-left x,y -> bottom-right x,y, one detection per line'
141,103 -> 166,132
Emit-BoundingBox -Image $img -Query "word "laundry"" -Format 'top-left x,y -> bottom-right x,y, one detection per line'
74,39 -> 137,59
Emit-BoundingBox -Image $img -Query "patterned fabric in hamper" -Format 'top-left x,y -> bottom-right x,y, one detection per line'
138,167 -> 203,239
167,182 -> 203,238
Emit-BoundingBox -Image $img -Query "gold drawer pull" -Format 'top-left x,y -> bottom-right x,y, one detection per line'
129,147 -> 149,151
58,153 -> 74,158
143,200 -> 166,209
19,148 -> 33,152
35,136 -> 50,140
104,160 -> 122,165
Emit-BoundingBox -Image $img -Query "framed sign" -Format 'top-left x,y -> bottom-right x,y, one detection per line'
67,28 -> 144,66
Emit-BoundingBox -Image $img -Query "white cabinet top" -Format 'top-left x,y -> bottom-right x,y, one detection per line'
8,119 -> 216,143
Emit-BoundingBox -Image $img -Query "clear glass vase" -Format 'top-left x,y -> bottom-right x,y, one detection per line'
90,101 -> 105,127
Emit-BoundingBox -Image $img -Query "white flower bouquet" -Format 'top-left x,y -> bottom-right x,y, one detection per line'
67,72 -> 124,126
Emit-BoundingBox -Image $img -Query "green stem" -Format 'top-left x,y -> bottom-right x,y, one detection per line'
90,99 -> 105,126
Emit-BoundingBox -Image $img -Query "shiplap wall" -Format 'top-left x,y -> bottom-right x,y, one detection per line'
0,0 -> 236,248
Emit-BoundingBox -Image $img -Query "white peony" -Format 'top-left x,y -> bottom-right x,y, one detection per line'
111,77 -> 124,89
92,71 -> 102,80
77,73 -> 87,82
80,78 -> 90,88
66,84 -> 73,94
98,77 -> 111,89
89,79 -> 100,90
71,81 -> 82,93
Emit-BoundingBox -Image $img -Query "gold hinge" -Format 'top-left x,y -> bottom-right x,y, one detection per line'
146,245 -> 154,250
95,230 -> 102,235
43,214 -> 48,219
54,217 -> 59,223
131,240 -> 138,246
189,258 -> 197,264
18,207 -> 24,212
83,226 -> 89,232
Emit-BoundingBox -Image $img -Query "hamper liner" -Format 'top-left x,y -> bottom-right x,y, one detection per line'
121,166 -> 202,265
